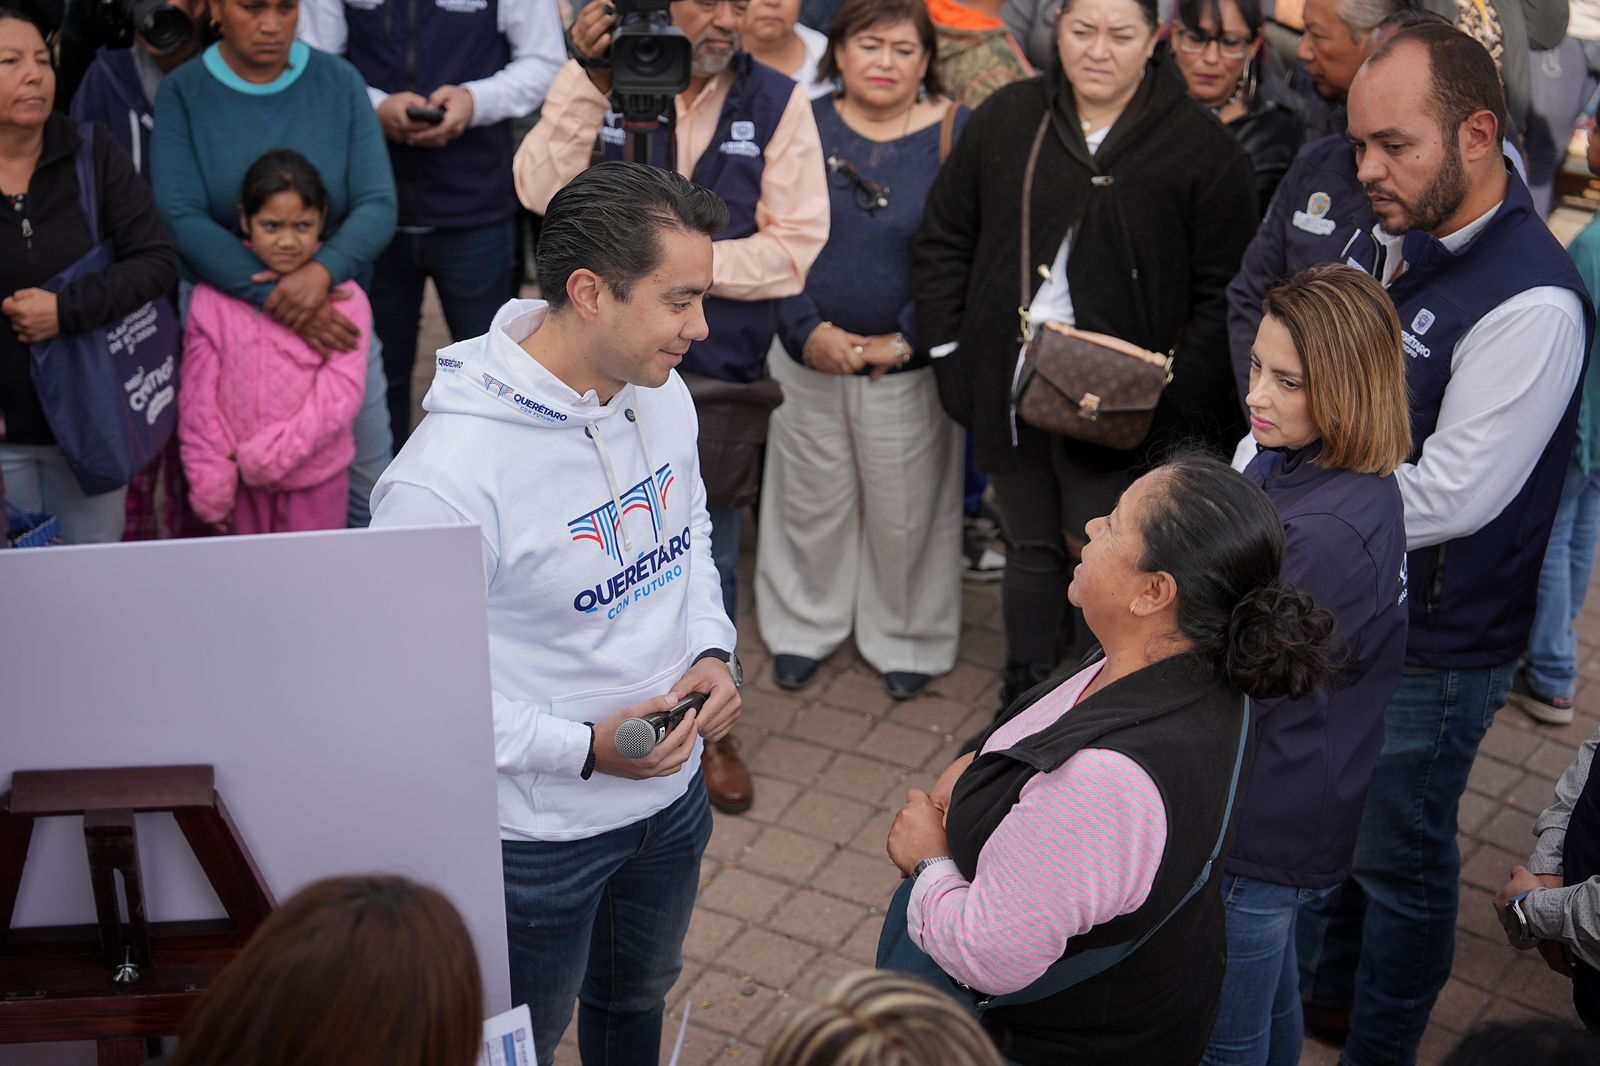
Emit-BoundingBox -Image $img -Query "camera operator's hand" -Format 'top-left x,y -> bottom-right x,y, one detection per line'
409,85 -> 474,147
571,1 -> 618,94
592,695 -> 700,779
674,657 -> 741,742
376,91 -> 432,144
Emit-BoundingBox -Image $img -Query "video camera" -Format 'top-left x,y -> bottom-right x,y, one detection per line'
91,0 -> 194,53
610,0 -> 692,132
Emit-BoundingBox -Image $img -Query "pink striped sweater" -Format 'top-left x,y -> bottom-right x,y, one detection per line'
906,660 -> 1169,995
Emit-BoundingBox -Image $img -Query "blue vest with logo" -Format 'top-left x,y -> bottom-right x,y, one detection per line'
1342,173 -> 1594,669
341,0 -> 513,229
600,54 -> 793,382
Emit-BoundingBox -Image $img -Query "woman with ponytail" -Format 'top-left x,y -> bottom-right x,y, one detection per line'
1203,263 -> 1412,1066
883,454 -> 1337,1066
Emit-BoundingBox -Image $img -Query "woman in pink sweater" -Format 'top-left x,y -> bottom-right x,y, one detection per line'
179,149 -> 370,534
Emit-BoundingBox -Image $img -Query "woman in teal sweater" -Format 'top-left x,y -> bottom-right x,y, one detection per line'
152,0 -> 397,526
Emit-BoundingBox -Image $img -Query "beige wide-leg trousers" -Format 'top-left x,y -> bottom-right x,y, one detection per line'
755,349 -> 964,676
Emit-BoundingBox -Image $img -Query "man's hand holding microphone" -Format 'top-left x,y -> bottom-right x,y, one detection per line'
589,656 -> 741,780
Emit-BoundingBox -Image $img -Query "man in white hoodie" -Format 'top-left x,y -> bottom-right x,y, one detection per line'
370,162 -> 742,1066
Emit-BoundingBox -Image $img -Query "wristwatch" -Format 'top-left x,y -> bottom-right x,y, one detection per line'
1505,889 -> 1536,941
912,856 -> 953,881
694,648 -> 743,689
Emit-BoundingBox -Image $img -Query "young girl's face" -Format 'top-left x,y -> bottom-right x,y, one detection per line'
240,190 -> 324,276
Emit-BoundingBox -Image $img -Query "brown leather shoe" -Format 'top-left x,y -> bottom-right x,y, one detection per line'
703,736 -> 753,814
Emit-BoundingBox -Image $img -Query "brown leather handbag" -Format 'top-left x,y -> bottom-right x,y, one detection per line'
1011,115 -> 1173,451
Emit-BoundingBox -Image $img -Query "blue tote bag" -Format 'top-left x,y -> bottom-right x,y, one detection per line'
28,122 -> 180,495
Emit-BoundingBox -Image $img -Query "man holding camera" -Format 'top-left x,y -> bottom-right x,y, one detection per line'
515,0 -> 827,815
372,162 -> 741,1066
298,0 -> 566,451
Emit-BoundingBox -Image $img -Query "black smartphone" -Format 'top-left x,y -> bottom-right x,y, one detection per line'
406,105 -> 446,126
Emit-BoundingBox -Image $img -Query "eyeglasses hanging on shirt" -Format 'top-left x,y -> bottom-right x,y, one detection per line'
827,155 -> 889,214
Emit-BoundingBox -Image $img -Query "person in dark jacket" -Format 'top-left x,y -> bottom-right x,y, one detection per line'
0,11 -> 179,544
885,455 -> 1337,1066
912,0 -> 1258,710
1170,0 -> 1304,211
1225,5 -> 1447,404
1205,264 -> 1411,1066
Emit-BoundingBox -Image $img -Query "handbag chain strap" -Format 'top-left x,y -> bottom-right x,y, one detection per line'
1017,114 -> 1051,345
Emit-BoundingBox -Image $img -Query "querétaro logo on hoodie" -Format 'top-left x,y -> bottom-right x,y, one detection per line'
568,464 -> 692,618
481,372 -> 569,424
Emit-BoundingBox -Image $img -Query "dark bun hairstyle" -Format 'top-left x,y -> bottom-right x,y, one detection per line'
1135,455 -> 1338,701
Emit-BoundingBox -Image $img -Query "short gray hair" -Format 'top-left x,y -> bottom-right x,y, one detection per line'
1337,0 -> 1408,38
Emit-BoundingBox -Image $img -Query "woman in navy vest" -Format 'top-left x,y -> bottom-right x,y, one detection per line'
758,0 -> 968,700
1207,264 -> 1412,1066
885,455 -> 1338,1065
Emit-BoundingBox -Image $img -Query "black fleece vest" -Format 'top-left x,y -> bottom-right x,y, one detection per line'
947,653 -> 1252,1065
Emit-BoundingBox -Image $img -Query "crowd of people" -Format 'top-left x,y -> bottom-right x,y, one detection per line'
11,0 -> 1600,1061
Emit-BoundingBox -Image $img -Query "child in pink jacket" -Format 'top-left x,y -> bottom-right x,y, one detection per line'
179,149 -> 370,534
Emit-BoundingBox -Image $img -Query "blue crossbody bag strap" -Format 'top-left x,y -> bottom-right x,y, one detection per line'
74,122 -> 98,235
971,695 -> 1253,1012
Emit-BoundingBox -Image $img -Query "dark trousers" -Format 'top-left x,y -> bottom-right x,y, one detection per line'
371,220 -> 518,449
986,440 -> 1133,673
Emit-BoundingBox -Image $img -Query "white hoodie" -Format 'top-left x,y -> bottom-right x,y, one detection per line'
371,299 -> 736,842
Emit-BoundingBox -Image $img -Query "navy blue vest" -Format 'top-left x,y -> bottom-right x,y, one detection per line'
600,54 -> 794,383
342,0 -> 513,229
1342,172 -> 1594,669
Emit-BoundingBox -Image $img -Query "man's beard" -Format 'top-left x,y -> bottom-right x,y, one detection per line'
691,31 -> 739,77
1366,142 -> 1468,235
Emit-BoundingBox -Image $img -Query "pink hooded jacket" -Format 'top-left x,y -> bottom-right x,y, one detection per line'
178,281 -> 371,524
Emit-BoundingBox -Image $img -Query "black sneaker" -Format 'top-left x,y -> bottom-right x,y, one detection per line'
1508,667 -> 1575,725
884,672 -> 931,700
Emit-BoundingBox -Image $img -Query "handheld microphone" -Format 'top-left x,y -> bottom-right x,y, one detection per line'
615,692 -> 708,759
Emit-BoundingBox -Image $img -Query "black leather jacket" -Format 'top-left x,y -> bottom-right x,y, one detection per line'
1228,94 -> 1306,215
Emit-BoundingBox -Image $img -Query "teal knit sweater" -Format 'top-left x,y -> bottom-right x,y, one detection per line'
151,42 -> 397,308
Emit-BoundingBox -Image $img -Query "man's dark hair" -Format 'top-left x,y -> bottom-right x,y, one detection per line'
1367,21 -> 1508,143
537,162 -> 727,312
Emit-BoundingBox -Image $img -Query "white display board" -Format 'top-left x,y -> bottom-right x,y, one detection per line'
0,526 -> 509,1065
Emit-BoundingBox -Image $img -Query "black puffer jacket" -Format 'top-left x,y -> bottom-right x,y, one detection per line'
913,54 -> 1258,475
0,112 -> 177,444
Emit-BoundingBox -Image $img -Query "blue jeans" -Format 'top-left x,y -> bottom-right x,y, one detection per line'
1527,460 -> 1600,700
1297,662 -> 1515,1066
708,506 -> 740,622
1203,875 -> 1333,1066
347,332 -> 393,528
371,221 -> 518,450
502,772 -> 712,1066
0,443 -> 126,543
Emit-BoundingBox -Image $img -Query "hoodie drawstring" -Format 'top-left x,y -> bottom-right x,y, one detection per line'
625,386 -> 662,482
584,422 -> 634,554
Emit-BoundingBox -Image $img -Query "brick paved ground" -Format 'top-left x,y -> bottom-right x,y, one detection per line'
408,214 -> 1600,1062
